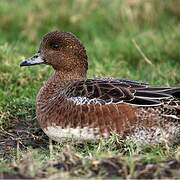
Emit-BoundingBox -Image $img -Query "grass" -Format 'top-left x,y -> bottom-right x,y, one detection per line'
0,0 -> 180,178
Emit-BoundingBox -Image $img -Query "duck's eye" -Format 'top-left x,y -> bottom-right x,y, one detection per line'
51,43 -> 60,49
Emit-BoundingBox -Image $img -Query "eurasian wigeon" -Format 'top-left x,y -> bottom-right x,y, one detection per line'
20,31 -> 180,144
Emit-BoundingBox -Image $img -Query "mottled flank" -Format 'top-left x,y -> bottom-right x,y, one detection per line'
21,31 -> 180,144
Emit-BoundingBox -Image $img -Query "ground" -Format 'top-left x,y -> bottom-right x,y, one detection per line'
0,0 -> 180,179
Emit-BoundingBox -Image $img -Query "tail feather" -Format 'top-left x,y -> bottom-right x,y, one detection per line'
140,86 -> 180,100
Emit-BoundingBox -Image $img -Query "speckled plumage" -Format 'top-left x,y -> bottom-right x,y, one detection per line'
21,31 -> 180,144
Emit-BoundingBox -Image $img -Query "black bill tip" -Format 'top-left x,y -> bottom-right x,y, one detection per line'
20,60 -> 31,67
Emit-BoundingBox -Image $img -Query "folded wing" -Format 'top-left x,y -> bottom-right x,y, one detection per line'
65,79 -> 180,107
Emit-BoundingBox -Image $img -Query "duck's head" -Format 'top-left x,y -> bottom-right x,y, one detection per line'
20,31 -> 88,77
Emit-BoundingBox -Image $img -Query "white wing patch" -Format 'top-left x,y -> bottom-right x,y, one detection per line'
68,96 -> 106,105
67,96 -> 120,105
162,114 -> 180,119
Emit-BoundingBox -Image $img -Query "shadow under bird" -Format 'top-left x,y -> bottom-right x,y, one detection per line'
20,31 -> 180,144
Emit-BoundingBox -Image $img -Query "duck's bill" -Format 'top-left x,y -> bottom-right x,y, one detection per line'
20,53 -> 44,67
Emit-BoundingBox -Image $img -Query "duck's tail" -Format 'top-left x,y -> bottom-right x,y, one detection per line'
143,86 -> 180,100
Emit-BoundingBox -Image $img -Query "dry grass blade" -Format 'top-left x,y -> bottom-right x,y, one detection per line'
132,38 -> 153,65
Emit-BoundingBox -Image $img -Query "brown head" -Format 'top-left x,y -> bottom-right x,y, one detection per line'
20,31 -> 88,79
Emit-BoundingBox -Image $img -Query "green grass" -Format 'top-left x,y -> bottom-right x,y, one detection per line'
0,0 -> 180,178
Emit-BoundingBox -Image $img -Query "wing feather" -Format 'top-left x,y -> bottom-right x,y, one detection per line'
65,79 -> 180,106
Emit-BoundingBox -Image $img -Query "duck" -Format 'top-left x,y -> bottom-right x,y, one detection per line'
20,31 -> 180,144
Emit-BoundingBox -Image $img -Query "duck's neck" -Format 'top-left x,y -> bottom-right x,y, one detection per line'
37,70 -> 86,103
51,70 -> 86,84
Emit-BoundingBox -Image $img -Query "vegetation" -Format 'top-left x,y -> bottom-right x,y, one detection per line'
0,0 -> 180,178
